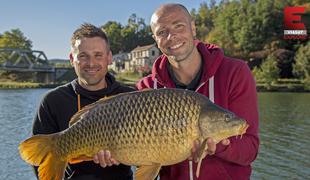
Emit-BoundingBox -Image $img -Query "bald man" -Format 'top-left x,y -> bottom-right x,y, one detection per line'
96,3 -> 259,180
136,3 -> 259,180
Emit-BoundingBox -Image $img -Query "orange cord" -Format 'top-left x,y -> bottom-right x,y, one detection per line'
77,94 -> 81,111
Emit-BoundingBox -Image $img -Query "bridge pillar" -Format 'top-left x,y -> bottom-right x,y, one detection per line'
36,72 -> 55,84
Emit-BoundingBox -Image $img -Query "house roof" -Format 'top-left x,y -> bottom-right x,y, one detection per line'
131,44 -> 156,52
112,53 -> 130,62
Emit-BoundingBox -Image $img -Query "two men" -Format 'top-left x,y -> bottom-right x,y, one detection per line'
32,3 -> 259,180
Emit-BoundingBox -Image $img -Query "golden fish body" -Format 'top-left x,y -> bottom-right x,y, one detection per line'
19,88 -> 248,180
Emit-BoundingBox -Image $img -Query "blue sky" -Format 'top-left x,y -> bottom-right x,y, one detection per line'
1,0 -> 205,59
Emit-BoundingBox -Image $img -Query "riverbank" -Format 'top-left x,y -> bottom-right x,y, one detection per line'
256,84 -> 309,92
0,73 -> 139,89
1,80 -> 309,92
256,79 -> 310,92
0,81 -> 64,89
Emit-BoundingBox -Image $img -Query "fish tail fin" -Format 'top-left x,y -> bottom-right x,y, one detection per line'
19,134 -> 67,180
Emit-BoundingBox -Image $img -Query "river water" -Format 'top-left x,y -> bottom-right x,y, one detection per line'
0,89 -> 309,179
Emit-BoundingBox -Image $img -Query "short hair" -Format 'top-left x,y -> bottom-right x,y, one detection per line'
71,23 -> 110,50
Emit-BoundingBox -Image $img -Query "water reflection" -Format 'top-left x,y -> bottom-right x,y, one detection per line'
0,89 -> 48,180
252,93 -> 310,179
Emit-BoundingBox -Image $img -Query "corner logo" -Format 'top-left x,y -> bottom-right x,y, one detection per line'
283,6 -> 308,40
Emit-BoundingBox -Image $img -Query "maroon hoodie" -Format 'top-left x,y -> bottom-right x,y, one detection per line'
136,41 -> 259,180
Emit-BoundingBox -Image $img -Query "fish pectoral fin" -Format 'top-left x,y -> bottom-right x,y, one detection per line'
69,155 -> 93,164
195,139 -> 208,178
135,164 -> 161,180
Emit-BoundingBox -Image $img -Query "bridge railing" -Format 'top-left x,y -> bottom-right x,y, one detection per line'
0,48 -> 55,72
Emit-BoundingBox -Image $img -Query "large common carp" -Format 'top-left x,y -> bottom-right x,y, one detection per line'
19,88 -> 248,180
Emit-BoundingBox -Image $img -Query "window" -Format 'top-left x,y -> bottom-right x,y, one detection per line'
152,50 -> 155,56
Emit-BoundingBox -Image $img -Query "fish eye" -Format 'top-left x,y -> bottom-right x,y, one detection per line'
224,114 -> 233,121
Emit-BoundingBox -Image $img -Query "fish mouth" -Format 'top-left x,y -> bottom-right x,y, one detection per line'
241,123 -> 249,134
207,122 -> 249,142
236,123 -> 249,139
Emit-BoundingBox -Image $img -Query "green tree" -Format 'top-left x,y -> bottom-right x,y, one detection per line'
191,2 -> 214,41
0,29 -> 34,81
121,14 -> 153,52
253,54 -> 280,88
207,1 -> 241,56
293,41 -> 310,79
101,21 -> 123,54
292,0 -> 310,5
136,25 -> 154,47
121,25 -> 138,52
206,0 -> 294,58
0,29 -> 33,65
0,29 -> 32,50
101,14 -> 153,54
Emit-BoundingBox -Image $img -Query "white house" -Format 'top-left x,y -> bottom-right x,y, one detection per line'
129,44 -> 160,71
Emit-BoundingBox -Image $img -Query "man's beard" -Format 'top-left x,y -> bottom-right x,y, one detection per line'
83,77 -> 104,86
168,44 -> 195,63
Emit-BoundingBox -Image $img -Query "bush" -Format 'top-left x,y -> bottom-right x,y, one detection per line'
252,54 -> 280,88
252,66 -> 263,82
303,78 -> 310,91
293,41 -> 310,79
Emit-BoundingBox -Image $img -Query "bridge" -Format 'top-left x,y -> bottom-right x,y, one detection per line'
0,48 -> 73,83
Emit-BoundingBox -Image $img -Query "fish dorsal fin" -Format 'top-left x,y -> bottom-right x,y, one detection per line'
135,164 -> 161,180
69,103 -> 94,126
195,139 -> 208,178
69,91 -> 135,126
68,95 -> 115,126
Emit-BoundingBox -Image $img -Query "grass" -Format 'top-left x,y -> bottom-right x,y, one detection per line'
115,71 -> 142,86
0,81 -> 42,89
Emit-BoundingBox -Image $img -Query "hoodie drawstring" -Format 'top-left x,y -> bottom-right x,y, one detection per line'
189,76 -> 215,180
77,94 -> 81,111
189,160 -> 194,180
209,76 -> 215,103
154,77 -> 158,89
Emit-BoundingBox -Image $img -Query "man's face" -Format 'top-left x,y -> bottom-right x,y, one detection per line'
70,37 -> 112,90
151,7 -> 196,62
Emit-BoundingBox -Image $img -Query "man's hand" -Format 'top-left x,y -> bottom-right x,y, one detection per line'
190,138 -> 230,161
93,150 -> 120,167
